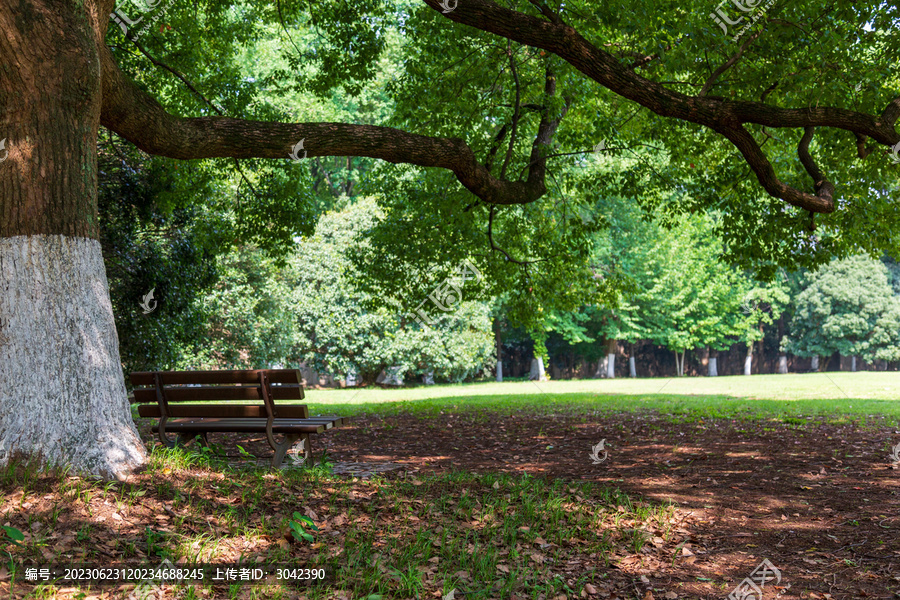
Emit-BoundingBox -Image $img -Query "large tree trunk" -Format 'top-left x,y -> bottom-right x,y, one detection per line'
0,0 -> 147,478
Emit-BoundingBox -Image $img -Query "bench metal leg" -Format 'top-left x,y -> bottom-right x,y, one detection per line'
271,434 -> 301,468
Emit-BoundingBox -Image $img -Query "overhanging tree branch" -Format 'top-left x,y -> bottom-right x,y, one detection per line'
420,0 -> 900,213
99,45 -> 558,207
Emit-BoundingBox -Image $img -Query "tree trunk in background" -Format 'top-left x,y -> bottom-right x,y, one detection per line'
0,1 -> 147,478
851,356 -> 857,372
596,356 -> 607,378
777,355 -> 788,374
810,356 -> 820,372
629,356 -> 636,378
529,357 -> 547,381
708,348 -> 719,377
757,324 -> 765,374
495,320 -> 503,382
674,350 -> 685,376
605,338 -> 616,379
744,344 -> 753,375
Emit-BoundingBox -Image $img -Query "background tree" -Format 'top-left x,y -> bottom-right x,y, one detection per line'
782,255 -> 900,367
289,198 -> 495,384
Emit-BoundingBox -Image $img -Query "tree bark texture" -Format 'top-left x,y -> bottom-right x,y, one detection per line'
0,236 -> 145,478
0,0 -> 147,478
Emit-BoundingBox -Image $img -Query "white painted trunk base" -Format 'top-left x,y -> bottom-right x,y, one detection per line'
810,356 -> 819,372
496,360 -> 503,382
0,235 -> 146,479
777,355 -> 788,374
708,357 -> 718,377
606,353 -> 615,379
850,356 -> 857,372
628,356 -> 636,378
529,357 -> 547,381
744,349 -> 752,375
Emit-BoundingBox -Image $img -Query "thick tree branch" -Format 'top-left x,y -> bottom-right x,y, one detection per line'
99,45 -> 553,206
421,0 -> 900,213
796,127 -> 835,207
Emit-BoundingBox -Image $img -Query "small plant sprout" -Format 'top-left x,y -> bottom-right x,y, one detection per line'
589,439 -> 608,464
1,525 -> 24,566
288,512 -> 319,543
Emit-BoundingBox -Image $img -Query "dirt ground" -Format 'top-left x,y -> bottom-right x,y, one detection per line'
300,409 -> 900,599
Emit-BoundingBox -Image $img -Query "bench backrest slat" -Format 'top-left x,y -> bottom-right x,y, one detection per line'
137,404 -> 309,419
131,384 -> 303,404
130,369 -> 302,387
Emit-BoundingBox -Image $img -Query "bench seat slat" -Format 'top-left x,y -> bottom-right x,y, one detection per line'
137,404 -> 310,419
153,418 -> 330,434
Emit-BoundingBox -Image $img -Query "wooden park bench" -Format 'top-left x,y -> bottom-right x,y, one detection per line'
130,369 -> 348,467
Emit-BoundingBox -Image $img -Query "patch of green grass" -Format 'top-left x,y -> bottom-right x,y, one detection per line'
0,457 -> 674,599
292,373 -> 900,424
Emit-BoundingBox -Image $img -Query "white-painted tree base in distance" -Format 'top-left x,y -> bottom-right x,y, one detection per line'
628,356 -> 636,378
606,353 -> 615,379
708,357 -> 718,377
0,235 -> 147,479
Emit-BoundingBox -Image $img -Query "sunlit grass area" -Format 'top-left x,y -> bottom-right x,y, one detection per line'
298,372 -> 900,423
1,448 -> 679,599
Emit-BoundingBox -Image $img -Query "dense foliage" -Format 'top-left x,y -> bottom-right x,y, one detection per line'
782,255 -> 900,363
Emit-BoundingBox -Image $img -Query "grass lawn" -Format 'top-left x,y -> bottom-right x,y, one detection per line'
303,372 -> 900,423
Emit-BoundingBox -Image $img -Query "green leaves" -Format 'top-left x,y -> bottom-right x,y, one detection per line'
289,512 -> 319,543
782,255 -> 900,362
